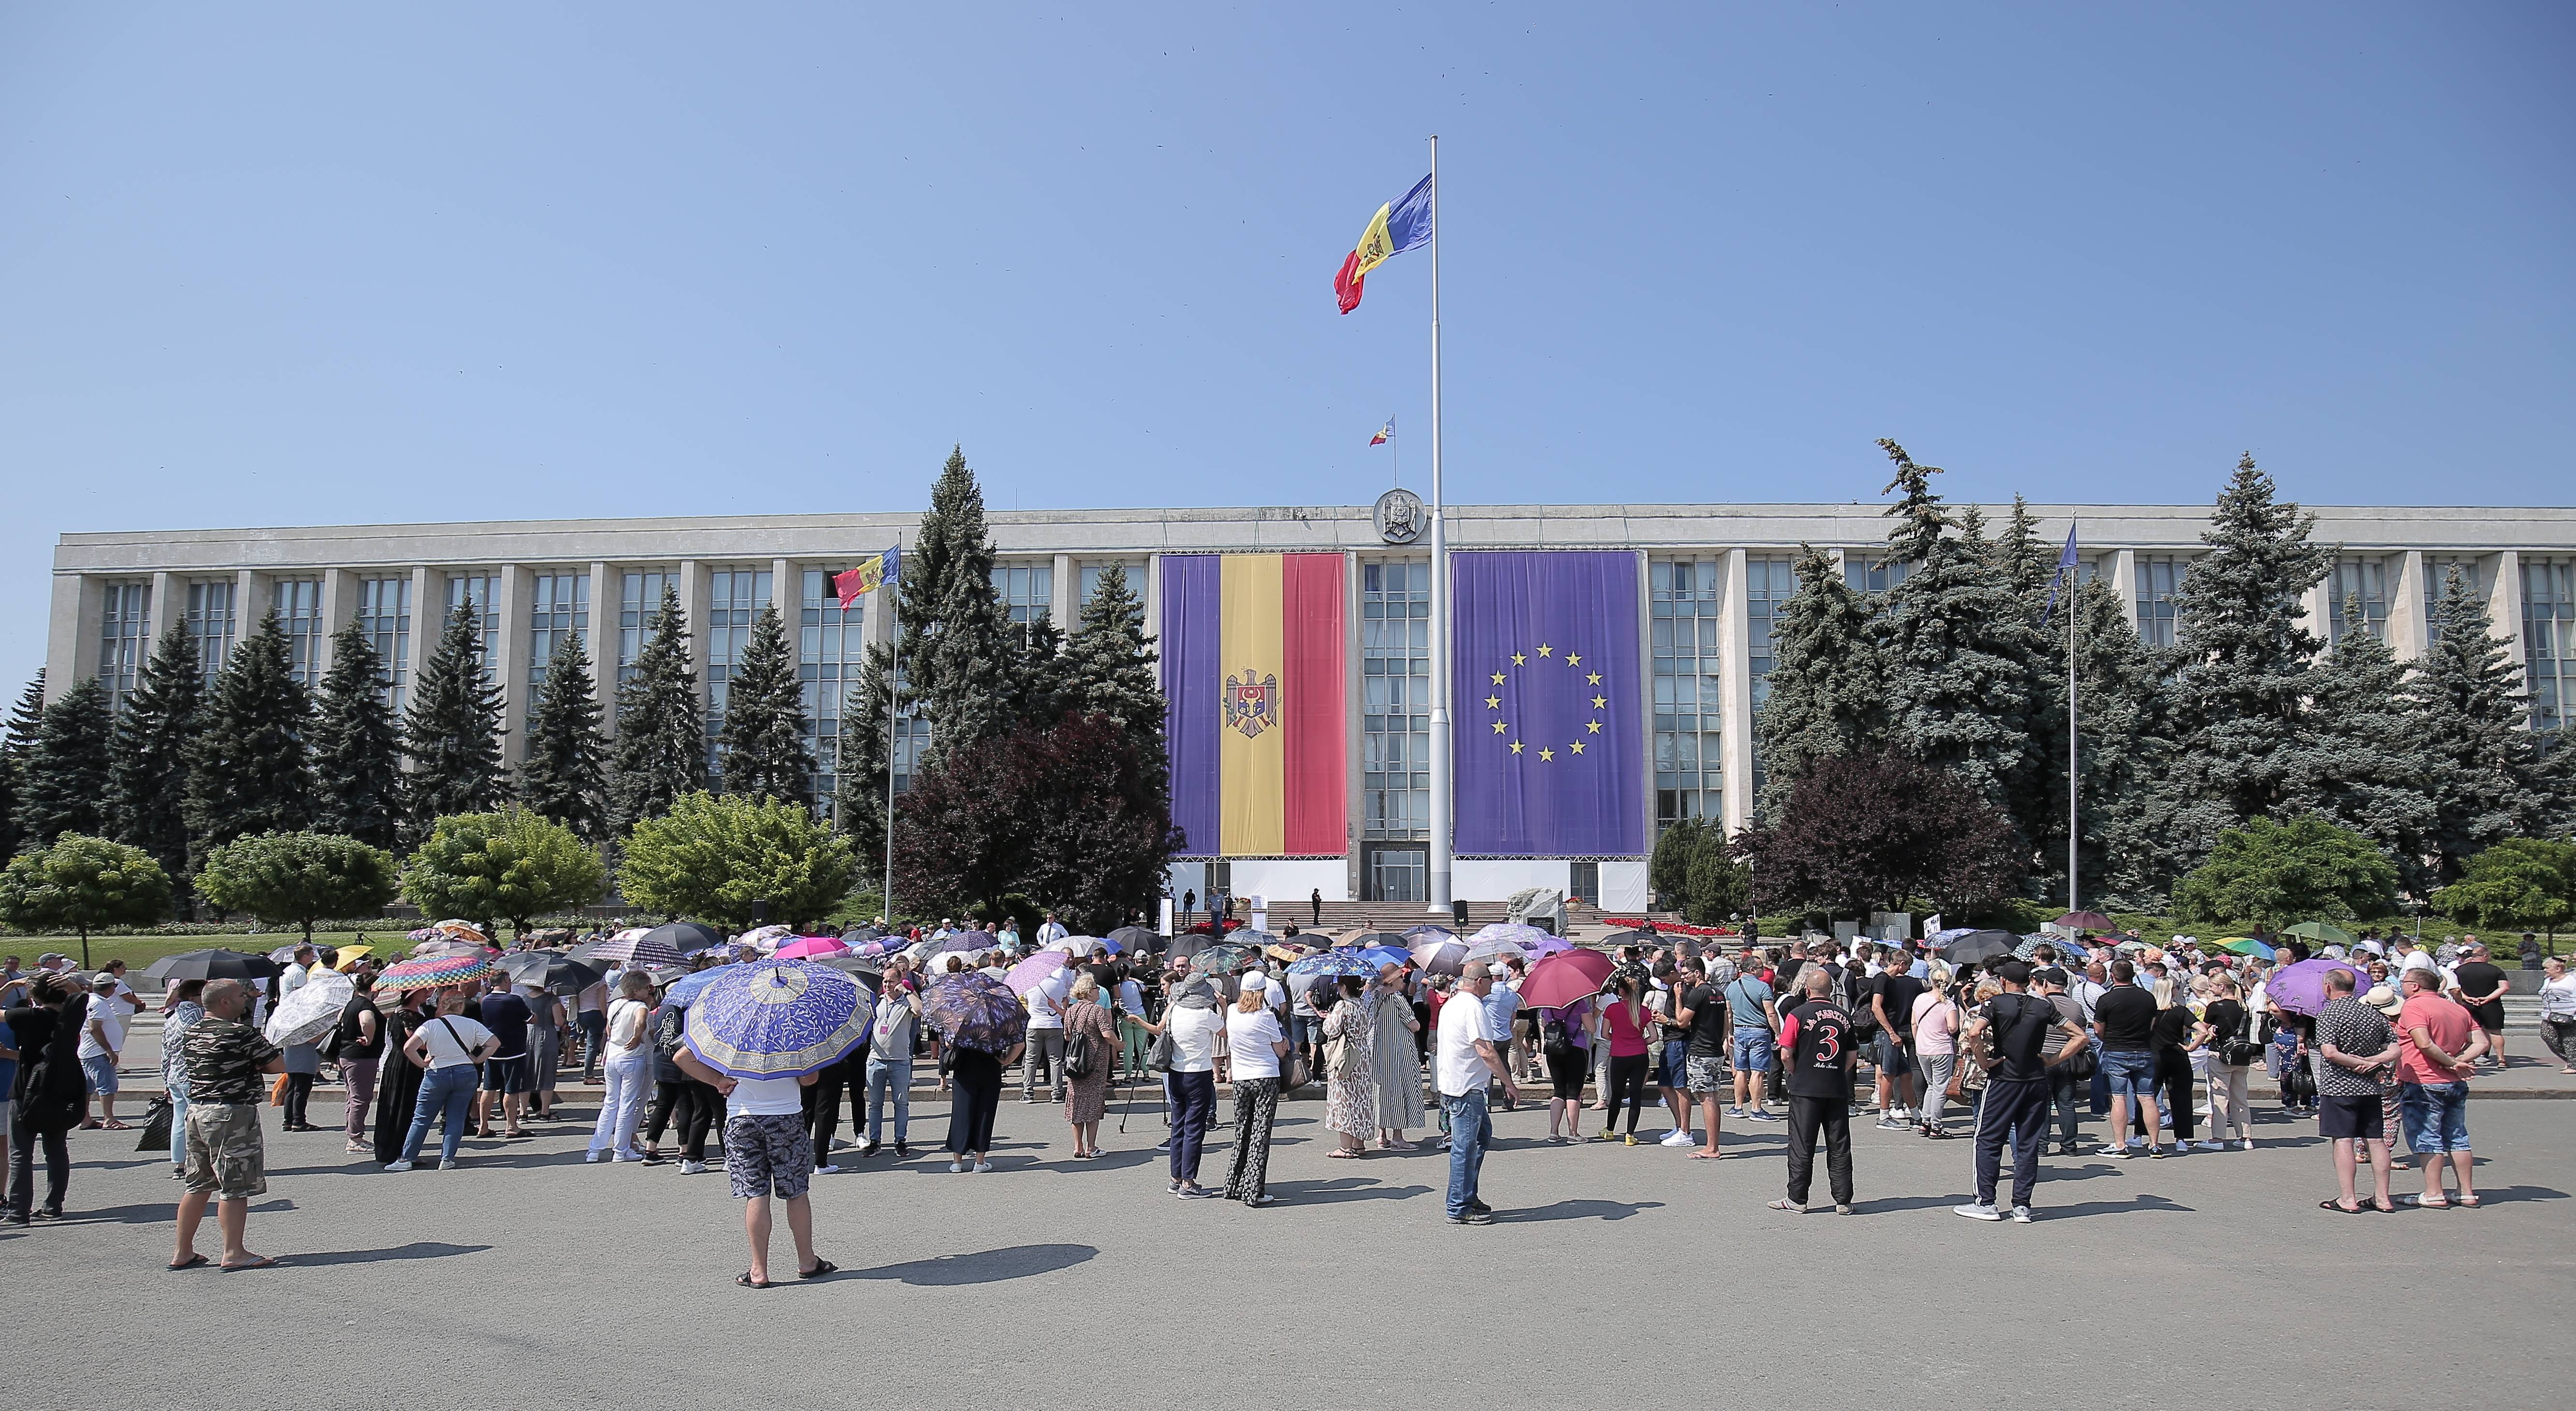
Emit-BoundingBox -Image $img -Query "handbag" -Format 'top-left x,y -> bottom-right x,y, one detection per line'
136,1094 -> 174,1152
1145,1023 -> 1177,1074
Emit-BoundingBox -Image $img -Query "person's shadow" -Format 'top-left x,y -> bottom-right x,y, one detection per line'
1492,1198 -> 1664,1223
846,1242 -> 1096,1286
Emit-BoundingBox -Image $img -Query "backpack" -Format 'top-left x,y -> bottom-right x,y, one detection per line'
1062,1022 -> 1099,1080
653,1004 -> 688,1062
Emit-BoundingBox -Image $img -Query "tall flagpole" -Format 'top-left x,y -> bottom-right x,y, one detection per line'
1425,134 -> 1453,918
2066,523 -> 2080,916
883,543 -> 902,926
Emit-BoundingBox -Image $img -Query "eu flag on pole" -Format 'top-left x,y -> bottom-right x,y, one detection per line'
834,546 -> 901,610
2041,527 -> 2079,626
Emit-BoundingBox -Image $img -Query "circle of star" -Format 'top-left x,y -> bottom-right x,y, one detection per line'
1484,642 -> 1605,763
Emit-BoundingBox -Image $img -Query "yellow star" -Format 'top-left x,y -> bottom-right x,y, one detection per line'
1538,747 -> 1555,762
1565,652 -> 1580,667
1570,739 -> 1585,754
1484,694 -> 1501,709
1508,740 -> 1523,755
1490,672 -> 1506,685
1587,720 -> 1603,734
1491,720 -> 1508,734
1586,671 -> 1602,685
1536,644 -> 1552,658
1511,652 -> 1526,666
1591,694 -> 1607,709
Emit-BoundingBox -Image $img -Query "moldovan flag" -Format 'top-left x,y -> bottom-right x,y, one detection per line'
833,546 -> 901,609
1334,173 -> 1433,314
1161,555 -> 1348,856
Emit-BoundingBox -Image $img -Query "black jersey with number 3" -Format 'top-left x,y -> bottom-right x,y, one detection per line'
1780,999 -> 1854,1099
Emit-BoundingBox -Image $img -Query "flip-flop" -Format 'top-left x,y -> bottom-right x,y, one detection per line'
2456,1195 -> 2481,1208
1689,1151 -> 1723,1160
166,1253 -> 210,1271
2370,1200 -> 2398,1213
2318,1199 -> 2365,1214
101,1122 -> 133,1131
220,1255 -> 281,1272
734,1271 -> 772,1289
797,1258 -> 839,1280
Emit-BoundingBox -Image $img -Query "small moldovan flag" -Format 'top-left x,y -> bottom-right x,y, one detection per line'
1369,416 -> 1395,446
833,546 -> 902,610
1333,173 -> 1433,314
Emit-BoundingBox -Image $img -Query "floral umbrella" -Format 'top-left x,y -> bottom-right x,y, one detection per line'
682,960 -> 873,1080
922,972 -> 1029,1052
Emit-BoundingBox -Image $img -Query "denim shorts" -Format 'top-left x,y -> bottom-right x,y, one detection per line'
478,1055 -> 526,1093
2100,1049 -> 2157,1099
81,1053 -> 118,1094
1659,1039 -> 1688,1088
1731,1029 -> 1775,1072
2399,1082 -> 2472,1154
1874,1032 -> 1911,1078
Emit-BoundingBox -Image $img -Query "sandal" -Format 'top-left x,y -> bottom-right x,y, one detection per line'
166,1253 -> 210,1271
1325,1148 -> 1361,1159
2318,1198 -> 2365,1215
2370,1199 -> 2398,1213
797,1258 -> 839,1280
101,1121 -> 132,1131
735,1271 -> 773,1289
2456,1195 -> 2481,1208
219,1255 -> 281,1272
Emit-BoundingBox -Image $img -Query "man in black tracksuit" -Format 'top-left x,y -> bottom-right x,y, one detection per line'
1955,960 -> 2094,1222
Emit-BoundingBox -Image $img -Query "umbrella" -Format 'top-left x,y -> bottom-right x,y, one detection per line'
1356,945 -> 1410,969
1522,950 -> 1617,1010
937,932 -> 991,955
1004,950 -> 1071,996
1171,933 -> 1215,960
2112,936 -> 2153,953
645,921 -> 729,955
1401,925 -> 1457,945
263,969 -> 354,1048
660,965 -> 737,1008
682,960 -> 874,1080
921,972 -> 1028,1052
267,945 -> 304,963
1923,927 -> 1980,950
774,936 -> 849,961
2267,957 -> 2370,1017
498,952 -> 605,996
1521,936 -> 1575,959
2216,936 -> 2276,959
1196,942 -> 1257,974
1941,931 -> 2017,966
1468,922 -> 1556,957
1596,928 -> 1664,950
839,925 -> 883,946
2055,911 -> 2117,932
1336,930 -> 1411,950
587,930 -> 688,969
1263,943 -> 1309,963
412,936 -> 486,957
2012,936 -> 2054,961
145,949 -> 285,983
1284,950 -> 1377,997
330,945 -> 376,971
2283,921 -> 2357,948
815,954 -> 888,981
377,950 -> 497,992
1107,925 -> 1163,954
1408,936 -> 1471,977
738,924 -> 796,952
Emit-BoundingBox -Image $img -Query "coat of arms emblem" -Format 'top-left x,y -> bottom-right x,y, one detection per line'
1224,668 -> 1280,739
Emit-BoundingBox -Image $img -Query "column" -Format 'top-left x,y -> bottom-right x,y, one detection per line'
1344,552 -> 1366,904
493,565 -> 530,756
2297,580 -> 2331,654
236,569 -> 266,636
2109,550 -> 2140,634
1140,554 -> 1161,652
46,575 -> 98,699
677,560 -> 706,685
589,562 -> 617,733
2388,550 -> 2428,662
405,566 -> 434,696
317,569 -> 357,679
1051,553 -> 1074,627
2490,550 -> 2526,672
770,558 -> 793,613
1717,547 -> 1754,836
148,571 -> 175,646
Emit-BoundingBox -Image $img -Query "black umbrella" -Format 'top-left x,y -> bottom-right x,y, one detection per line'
1940,931 -> 2017,966
145,949 -> 285,984
1108,925 -> 1163,954
1597,928 -> 1664,950
1171,933 -> 1214,960
499,952 -> 604,996
647,921 -> 727,955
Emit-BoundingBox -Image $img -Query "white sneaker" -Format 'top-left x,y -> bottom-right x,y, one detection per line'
2010,1206 -> 2034,1224
1659,1129 -> 1694,1147
2238,1139 -> 2256,1152
814,1164 -> 841,1175
2192,1140 -> 2225,1152
437,1158 -> 457,1171
2100,1144 -> 2135,1159
949,1158 -> 965,1173
678,1160 -> 709,1174
382,1159 -> 414,1172
973,1160 -> 993,1173
1954,1202 -> 2003,1221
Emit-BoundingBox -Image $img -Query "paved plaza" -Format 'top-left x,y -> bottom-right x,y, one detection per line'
10,1071 -> 2569,1411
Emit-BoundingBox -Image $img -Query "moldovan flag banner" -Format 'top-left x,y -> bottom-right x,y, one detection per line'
1450,551 -> 1644,857
833,547 -> 901,609
1162,554 -> 1347,857
1334,173 -> 1433,314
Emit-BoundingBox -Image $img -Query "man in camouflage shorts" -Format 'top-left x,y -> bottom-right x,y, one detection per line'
172,979 -> 285,1271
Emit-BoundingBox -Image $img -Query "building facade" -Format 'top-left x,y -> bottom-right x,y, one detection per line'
47,501 -> 2576,908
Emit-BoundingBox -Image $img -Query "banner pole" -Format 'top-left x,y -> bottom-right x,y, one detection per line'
884,544 -> 901,926
1425,133 -> 1452,918
2067,524 -> 2080,917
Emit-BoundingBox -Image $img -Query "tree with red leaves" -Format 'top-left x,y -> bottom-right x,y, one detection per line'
1732,750 -> 2022,922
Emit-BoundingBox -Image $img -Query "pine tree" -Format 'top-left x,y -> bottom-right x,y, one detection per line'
907,446 -> 1019,765
2066,577 -> 2183,909
2160,455 -> 2332,850
1014,611 -> 1069,727
0,669 -> 44,861
519,631 -> 609,839
1996,495 -> 2059,607
105,624 -> 203,878
184,612 -> 314,868
1753,546 -> 1884,823
400,601 -> 507,839
309,621 -> 403,849
716,604 -> 811,803
833,641 -> 901,864
1059,563 -> 1168,811
2413,565 -> 2553,883
14,676 -> 113,847
2288,604 -> 2441,899
610,583 -> 706,831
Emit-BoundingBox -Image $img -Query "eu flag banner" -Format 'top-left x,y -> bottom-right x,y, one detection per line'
1451,551 -> 1643,857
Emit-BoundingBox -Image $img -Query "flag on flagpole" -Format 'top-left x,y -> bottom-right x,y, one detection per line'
1333,173 -> 1434,314
1369,416 -> 1395,446
833,546 -> 902,610
2041,527 -> 2079,626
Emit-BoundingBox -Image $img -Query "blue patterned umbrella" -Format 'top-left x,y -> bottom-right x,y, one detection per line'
681,960 -> 873,1080
661,965 -> 735,1008
922,972 -> 1028,1053
1357,945 -> 1410,968
1284,950 -> 1378,997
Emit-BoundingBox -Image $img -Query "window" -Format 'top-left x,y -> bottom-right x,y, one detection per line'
1570,860 -> 1601,908
1743,554 -> 1796,811
1077,560 -> 1144,613
1361,560 -> 1431,841
2423,556 -> 2485,649
704,567 -> 772,781
618,570 -> 675,689
1844,554 -> 1911,595
2135,555 -> 2185,649
97,581 -> 151,714
272,579 -> 323,689
800,569 -> 865,810
184,580 -> 237,690
1652,557 -> 1726,830
1362,844 -> 1426,904
2325,556 -> 2388,647
445,574 -> 499,681
992,562 -> 1054,639
2526,559 -> 2574,736
357,576 -> 412,712
527,572 -> 589,704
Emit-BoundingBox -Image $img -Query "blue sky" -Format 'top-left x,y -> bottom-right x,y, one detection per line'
3,3 -> 2570,683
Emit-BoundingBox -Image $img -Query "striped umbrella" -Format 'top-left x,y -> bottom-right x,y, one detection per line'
587,930 -> 688,969
378,950 -> 497,992
682,960 -> 874,1080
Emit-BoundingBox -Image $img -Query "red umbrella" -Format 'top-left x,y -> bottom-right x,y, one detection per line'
1520,949 -> 1615,1009
2055,911 -> 2116,932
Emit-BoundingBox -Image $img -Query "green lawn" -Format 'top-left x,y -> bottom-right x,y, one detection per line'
1,930 -> 409,975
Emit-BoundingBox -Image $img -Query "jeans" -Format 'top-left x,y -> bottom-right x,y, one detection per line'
587,1051 -> 651,1158
170,1089 -> 191,1168
2101,1049 -> 2156,1099
1022,1030 -> 1067,1100
8,1110 -> 70,1217
401,1066 -> 478,1164
576,1009 -> 607,1080
1441,1088 -> 1491,1217
2399,1082 -> 2471,1153
866,1056 -> 913,1145
1974,1076 -> 2052,1209
1167,1069 -> 1215,1183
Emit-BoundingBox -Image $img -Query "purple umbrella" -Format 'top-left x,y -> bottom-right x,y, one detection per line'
587,930 -> 687,969
923,972 -> 1029,1052
1004,950 -> 1071,996
2267,958 -> 2370,1017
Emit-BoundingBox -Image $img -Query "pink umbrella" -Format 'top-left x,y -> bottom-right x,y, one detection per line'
1004,950 -> 1071,996
773,936 -> 848,961
2267,957 -> 2370,1017
1521,949 -> 1616,1010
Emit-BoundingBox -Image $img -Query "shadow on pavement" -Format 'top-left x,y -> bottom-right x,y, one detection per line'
2451,1184 -> 2567,1204
2033,1193 -> 2194,1219
1014,1149 -> 1162,1175
286,1241 -> 494,1267
1492,1198 -> 1665,1223
57,1197 -> 296,1225
1265,1177 -> 1432,1204
848,1242 -> 1097,1285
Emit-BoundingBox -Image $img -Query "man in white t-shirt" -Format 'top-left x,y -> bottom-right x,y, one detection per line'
1436,962 -> 1518,1225
1023,965 -> 1072,1103
678,1047 -> 831,1288
77,972 -> 129,1129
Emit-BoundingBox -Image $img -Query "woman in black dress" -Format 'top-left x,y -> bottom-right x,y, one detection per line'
943,1037 -> 1022,1173
372,989 -> 433,1166
6,973 -> 90,1223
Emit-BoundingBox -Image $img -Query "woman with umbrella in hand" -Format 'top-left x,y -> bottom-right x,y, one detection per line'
924,971 -> 1027,1173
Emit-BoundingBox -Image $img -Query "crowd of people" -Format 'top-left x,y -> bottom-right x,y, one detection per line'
0,919 -> 2558,1274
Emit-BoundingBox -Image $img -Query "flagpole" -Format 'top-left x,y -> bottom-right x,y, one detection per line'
2067,523 -> 2080,917
1425,134 -> 1452,919
883,542 -> 902,926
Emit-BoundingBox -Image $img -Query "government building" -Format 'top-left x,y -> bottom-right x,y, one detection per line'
45,500 -> 2576,912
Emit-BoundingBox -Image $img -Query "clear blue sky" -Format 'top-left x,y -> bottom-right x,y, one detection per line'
3,3 -> 2571,683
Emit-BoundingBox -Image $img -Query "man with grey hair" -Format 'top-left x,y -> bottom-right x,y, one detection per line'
1771,965 -> 1856,1215
1436,960 -> 1518,1225
170,978 -> 285,1271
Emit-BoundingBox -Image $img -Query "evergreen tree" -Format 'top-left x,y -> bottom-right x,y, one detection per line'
184,612 -> 314,868
1060,566 -> 1164,741
833,641 -> 901,864
0,669 -> 46,859
519,630 -> 609,839
895,446 -> 1017,765
1996,495 -> 2059,606
716,603 -> 811,803
1752,546 -> 1884,823
105,624 -> 203,878
400,602 -> 507,839
1014,611 -> 1069,726
610,583 -> 706,830
2066,578 -> 2184,909
309,621 -> 402,849
14,676 -> 113,847
2161,455 -> 2331,848
2287,604 -> 2441,899
2412,565 -> 2553,883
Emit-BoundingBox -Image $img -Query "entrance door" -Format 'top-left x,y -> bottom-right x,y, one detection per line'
1361,844 -> 1428,903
